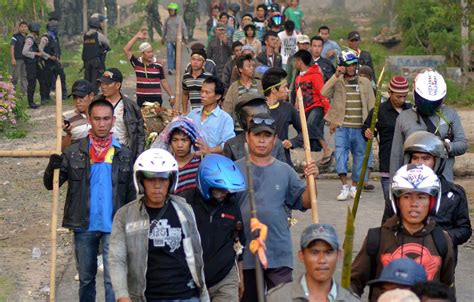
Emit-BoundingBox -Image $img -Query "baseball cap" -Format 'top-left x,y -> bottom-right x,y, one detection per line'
69,79 -> 94,98
348,31 -> 361,41
248,113 -> 276,135
300,224 -> 340,250
367,258 -> 427,287
97,68 -> 123,84
297,34 -> 310,44
215,22 -> 226,30
389,76 -> 409,94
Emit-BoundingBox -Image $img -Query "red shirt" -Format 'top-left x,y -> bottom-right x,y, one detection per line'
295,64 -> 330,113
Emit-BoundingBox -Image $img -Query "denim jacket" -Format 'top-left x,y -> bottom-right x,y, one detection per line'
109,195 -> 210,302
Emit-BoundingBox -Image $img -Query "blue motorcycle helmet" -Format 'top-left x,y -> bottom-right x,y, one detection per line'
197,154 -> 246,201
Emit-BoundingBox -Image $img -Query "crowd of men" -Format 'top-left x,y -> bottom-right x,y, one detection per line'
7,0 -> 470,301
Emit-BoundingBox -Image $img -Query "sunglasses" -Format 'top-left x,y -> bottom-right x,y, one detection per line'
251,117 -> 275,126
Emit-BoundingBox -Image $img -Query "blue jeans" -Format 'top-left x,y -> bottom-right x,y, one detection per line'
74,231 -> 114,302
166,42 -> 176,71
334,126 -> 369,183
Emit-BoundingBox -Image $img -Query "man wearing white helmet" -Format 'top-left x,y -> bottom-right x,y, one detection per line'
350,164 -> 455,301
390,69 -> 467,182
109,148 -> 209,302
123,30 -> 175,107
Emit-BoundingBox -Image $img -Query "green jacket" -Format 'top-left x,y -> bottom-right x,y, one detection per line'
267,274 -> 360,302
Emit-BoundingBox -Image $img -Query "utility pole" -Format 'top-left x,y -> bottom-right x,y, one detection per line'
83,0 -> 88,33
461,0 -> 470,72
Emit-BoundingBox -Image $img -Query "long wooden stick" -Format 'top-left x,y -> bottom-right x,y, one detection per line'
244,143 -> 265,302
0,150 -> 56,157
49,76 -> 63,302
174,17 -> 183,112
340,65 -> 386,289
296,88 -> 318,223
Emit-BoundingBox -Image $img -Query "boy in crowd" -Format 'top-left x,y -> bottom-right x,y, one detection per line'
191,154 -> 246,301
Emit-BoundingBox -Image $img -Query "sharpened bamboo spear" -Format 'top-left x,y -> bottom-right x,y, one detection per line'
340,65 -> 386,289
49,76 -> 63,301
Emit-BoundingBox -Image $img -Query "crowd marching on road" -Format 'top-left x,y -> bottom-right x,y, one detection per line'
6,0 -> 470,301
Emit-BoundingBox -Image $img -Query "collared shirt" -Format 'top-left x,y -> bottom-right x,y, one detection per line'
88,137 -> 121,232
187,106 -> 235,148
182,69 -> 212,109
301,276 -> 338,302
130,55 -> 165,104
321,39 -> 341,63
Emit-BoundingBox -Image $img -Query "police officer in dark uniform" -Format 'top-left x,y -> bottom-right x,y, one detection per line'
22,22 -> 44,109
82,13 -> 110,91
40,18 -> 67,102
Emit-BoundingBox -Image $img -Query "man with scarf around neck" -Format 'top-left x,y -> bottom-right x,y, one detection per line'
96,68 -> 145,161
44,100 -> 135,302
350,164 -> 455,302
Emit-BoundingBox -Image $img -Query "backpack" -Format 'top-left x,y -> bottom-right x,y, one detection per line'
366,225 -> 448,280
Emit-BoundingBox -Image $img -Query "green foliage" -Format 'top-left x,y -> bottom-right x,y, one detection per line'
396,0 -> 462,63
444,79 -> 474,107
0,0 -> 49,29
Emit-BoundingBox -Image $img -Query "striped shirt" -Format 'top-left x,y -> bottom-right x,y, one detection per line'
343,79 -> 363,128
62,109 -> 90,142
237,79 -> 260,96
182,70 -> 212,109
130,55 -> 164,105
175,155 -> 201,194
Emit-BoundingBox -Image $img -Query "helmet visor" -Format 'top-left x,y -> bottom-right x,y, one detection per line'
392,186 -> 439,198
140,171 -> 172,180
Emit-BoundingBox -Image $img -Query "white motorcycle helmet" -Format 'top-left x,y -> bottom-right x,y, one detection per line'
390,164 -> 441,216
413,69 -> 446,117
133,148 -> 179,196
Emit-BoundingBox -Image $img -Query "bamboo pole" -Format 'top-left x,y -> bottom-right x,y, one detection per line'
174,17 -> 183,112
296,88 -> 318,223
49,76 -> 63,302
0,150 -> 56,157
340,65 -> 386,289
244,143 -> 266,302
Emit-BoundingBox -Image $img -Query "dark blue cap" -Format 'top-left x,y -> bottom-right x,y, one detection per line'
368,258 -> 427,287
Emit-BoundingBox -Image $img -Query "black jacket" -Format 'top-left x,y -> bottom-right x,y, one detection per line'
96,93 -> 145,160
358,50 -> 376,81
362,100 -> 412,173
435,177 -> 472,263
256,51 -> 283,68
313,57 -> 335,82
190,194 -> 245,287
43,138 -> 136,229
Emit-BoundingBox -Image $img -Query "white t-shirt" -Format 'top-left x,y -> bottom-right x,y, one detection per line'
277,31 -> 298,65
112,100 -> 129,146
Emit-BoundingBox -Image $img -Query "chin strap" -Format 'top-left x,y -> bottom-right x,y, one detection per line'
249,218 -> 268,269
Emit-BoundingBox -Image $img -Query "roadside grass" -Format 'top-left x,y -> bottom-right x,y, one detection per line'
0,276 -> 15,302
